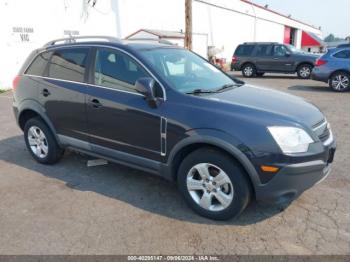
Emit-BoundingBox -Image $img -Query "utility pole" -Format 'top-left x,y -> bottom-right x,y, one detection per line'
185,0 -> 192,50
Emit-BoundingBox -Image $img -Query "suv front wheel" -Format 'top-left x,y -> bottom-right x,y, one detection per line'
242,64 -> 256,78
177,148 -> 251,220
24,117 -> 64,164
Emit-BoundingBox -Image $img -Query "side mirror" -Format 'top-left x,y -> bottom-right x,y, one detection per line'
285,52 -> 291,57
135,77 -> 159,108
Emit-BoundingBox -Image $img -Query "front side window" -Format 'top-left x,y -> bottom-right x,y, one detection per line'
47,48 -> 89,83
140,48 -> 238,94
94,49 -> 149,93
273,45 -> 288,56
26,51 -> 52,76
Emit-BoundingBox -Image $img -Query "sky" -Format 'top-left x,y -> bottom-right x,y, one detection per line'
252,0 -> 350,38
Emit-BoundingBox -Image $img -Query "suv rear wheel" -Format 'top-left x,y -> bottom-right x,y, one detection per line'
329,72 -> 350,92
24,117 -> 64,164
177,148 -> 251,220
242,63 -> 256,78
297,64 -> 312,79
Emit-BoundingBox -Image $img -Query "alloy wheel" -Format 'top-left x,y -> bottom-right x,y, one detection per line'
27,126 -> 49,159
186,163 -> 234,211
331,74 -> 349,91
243,66 -> 253,77
299,66 -> 311,78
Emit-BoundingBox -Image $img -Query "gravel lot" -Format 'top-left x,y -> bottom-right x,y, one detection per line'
0,73 -> 349,255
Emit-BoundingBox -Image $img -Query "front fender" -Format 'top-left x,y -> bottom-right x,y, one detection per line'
166,128 -> 261,188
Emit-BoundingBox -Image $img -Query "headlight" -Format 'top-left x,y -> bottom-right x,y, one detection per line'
268,126 -> 314,154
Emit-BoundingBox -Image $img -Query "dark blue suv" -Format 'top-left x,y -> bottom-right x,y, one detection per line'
12,36 -> 336,220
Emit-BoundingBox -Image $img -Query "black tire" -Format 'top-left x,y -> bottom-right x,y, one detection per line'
329,71 -> 350,92
297,64 -> 313,79
177,148 -> 252,220
24,117 -> 64,165
256,72 -> 265,77
242,63 -> 256,78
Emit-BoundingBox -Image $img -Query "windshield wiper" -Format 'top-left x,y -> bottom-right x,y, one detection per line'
215,83 -> 242,92
186,89 -> 217,95
186,82 -> 243,95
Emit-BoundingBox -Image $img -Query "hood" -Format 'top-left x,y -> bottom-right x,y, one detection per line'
208,85 -> 324,127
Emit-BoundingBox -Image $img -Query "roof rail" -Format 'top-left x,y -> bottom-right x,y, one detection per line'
44,35 -> 121,47
126,38 -> 175,45
243,42 -> 278,45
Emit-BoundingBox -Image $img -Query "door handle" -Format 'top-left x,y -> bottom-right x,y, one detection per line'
41,89 -> 50,97
89,98 -> 102,108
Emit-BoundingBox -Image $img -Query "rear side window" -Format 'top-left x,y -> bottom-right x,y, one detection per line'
235,45 -> 255,56
26,52 -> 52,76
47,48 -> 89,83
334,50 -> 350,59
255,45 -> 272,56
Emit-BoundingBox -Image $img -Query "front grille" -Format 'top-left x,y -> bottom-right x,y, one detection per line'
313,119 -> 331,144
319,128 -> 330,142
312,119 -> 326,129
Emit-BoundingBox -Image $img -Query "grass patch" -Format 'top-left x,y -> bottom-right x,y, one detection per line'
0,88 -> 10,94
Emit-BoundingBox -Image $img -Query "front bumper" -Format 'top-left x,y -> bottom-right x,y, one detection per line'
255,141 -> 336,204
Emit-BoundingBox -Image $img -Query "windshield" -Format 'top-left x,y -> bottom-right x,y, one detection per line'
140,48 -> 239,94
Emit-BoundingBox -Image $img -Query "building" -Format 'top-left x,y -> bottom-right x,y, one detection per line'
300,31 -> 325,53
0,0 -> 322,89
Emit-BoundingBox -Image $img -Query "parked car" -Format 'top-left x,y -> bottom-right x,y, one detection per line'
231,42 -> 319,79
311,47 -> 350,92
13,36 -> 336,220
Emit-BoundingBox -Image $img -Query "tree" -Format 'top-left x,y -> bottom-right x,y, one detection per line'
324,33 -> 344,42
324,34 -> 335,42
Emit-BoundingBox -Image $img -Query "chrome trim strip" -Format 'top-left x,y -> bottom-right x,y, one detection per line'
312,119 -> 334,146
323,129 -> 334,146
23,44 -> 167,100
160,117 -> 167,156
25,74 -> 144,97
287,160 -> 325,168
312,120 -> 327,132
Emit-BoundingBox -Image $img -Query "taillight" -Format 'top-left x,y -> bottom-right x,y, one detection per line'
315,59 -> 327,67
12,75 -> 21,90
232,56 -> 238,63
